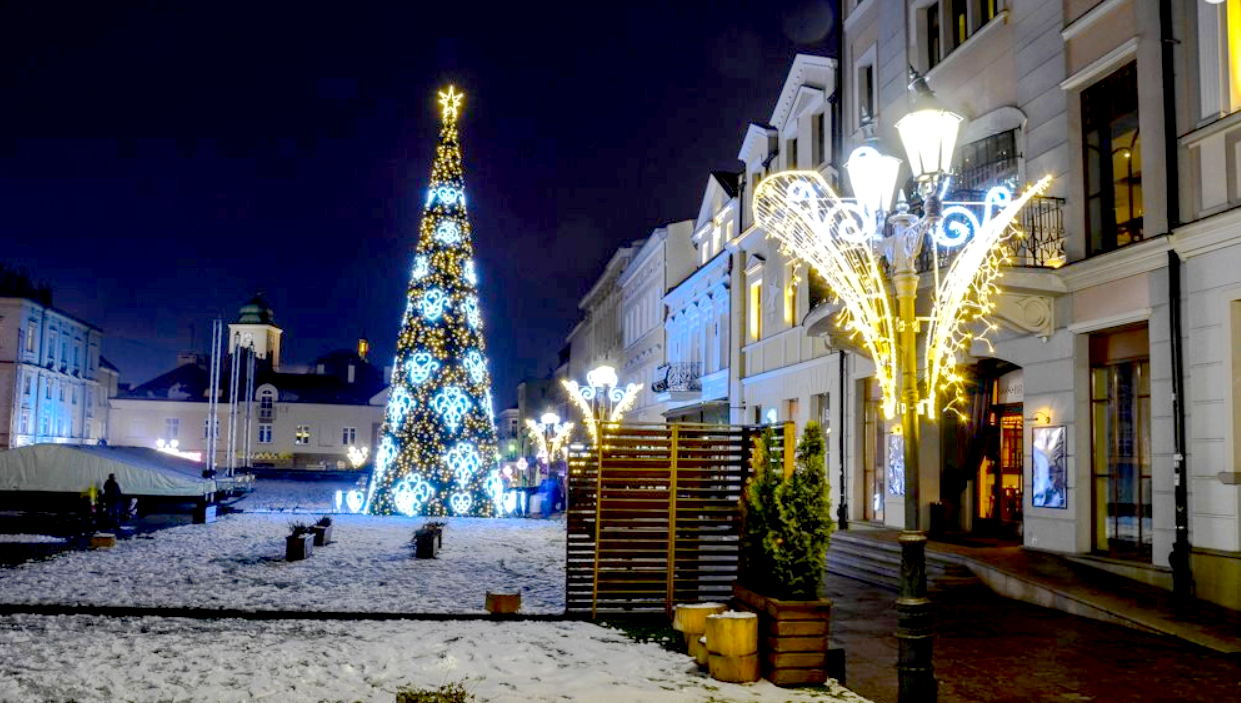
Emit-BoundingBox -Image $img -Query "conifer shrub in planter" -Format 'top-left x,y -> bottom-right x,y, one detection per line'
735,422 -> 834,686
412,521 -> 445,559
311,515 -> 333,546
286,522 -> 315,561
395,680 -> 476,703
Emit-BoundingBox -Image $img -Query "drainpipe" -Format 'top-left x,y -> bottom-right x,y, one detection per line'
838,349 -> 848,530
1168,251 -> 1193,601
1160,0 -> 1192,602
1160,0 -> 1180,230
833,0 -> 844,190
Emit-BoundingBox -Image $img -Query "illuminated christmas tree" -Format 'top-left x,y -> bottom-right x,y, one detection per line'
366,86 -> 502,517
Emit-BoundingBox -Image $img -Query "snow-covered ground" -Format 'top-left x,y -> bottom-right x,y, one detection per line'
231,477 -> 363,513
0,513 -> 565,614
0,614 -> 869,703
0,534 -> 65,544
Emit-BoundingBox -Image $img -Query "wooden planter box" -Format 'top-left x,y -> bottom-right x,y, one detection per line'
732,582 -> 831,686
310,524 -> 333,546
414,528 -> 438,559
286,533 -> 314,561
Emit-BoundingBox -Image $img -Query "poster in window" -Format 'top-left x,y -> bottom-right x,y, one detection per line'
887,432 -> 905,496
1032,425 -> 1067,509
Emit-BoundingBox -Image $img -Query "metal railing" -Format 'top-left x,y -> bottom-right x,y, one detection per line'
915,191 -> 1066,273
651,361 -> 703,393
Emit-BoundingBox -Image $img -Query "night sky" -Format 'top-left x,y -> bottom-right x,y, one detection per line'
1,1 -> 836,408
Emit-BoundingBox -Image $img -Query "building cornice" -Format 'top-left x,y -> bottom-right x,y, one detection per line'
1060,37 -> 1138,92
1061,0 -> 1127,41
1173,206 -> 1241,258
1059,236 -> 1171,292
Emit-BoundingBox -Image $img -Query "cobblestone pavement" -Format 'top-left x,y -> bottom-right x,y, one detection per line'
825,574 -> 1241,703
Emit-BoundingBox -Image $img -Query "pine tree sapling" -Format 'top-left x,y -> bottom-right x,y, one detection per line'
366,87 -> 503,517
739,427 -> 781,595
740,423 -> 833,601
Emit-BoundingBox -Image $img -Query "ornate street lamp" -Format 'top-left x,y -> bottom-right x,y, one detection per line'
561,365 -> 641,444
755,73 -> 1052,703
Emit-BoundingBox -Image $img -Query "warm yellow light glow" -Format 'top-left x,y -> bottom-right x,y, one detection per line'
753,170 -> 1052,423
347,445 -> 369,469
1228,0 -> 1241,111
439,86 -> 464,123
561,375 -> 641,444
749,279 -> 763,340
524,417 -> 575,462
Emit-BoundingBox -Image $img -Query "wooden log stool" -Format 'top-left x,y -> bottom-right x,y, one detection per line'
672,602 -> 727,666
704,611 -> 761,683
485,591 -> 521,615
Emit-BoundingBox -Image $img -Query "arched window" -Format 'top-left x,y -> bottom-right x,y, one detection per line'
259,388 -> 275,421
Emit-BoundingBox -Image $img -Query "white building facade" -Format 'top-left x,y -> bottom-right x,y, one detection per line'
658,173 -> 741,424
734,53 -> 840,442
0,296 -> 109,449
566,243 -> 643,386
109,298 -> 386,470
809,0 -> 1241,610
618,220 -> 696,423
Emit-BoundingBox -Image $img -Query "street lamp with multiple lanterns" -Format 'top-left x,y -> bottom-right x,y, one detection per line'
755,73 -> 1051,702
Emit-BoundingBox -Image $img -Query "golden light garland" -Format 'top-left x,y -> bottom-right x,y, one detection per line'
753,170 -> 1052,422
524,417 -> 574,462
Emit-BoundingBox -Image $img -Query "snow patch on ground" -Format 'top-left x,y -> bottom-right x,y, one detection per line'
0,534 -> 66,544
0,614 -> 870,703
232,478 -> 362,513
0,513 -> 565,614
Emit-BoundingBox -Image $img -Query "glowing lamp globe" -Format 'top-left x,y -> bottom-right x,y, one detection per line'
895,79 -> 963,182
540,412 -> 561,426
846,145 -> 903,215
586,365 -> 619,390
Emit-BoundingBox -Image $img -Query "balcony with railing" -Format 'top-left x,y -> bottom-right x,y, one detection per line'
915,190 -> 1066,273
803,183 -> 1067,341
652,361 -> 703,402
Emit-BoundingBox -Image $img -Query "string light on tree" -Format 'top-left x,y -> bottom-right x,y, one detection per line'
366,85 -> 500,516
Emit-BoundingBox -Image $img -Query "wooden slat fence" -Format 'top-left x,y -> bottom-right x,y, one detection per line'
566,422 -> 794,617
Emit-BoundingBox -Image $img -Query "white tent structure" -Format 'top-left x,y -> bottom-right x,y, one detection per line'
0,444 -> 216,499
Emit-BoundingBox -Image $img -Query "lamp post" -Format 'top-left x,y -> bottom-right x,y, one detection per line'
561,365 -> 641,444
754,73 -> 1052,703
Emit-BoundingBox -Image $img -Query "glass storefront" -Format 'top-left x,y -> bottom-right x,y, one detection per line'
1090,326 -> 1152,561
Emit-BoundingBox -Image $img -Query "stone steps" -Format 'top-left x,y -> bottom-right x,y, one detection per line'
827,531 -> 981,595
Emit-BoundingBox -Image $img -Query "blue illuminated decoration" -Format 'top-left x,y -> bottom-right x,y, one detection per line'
412,255 -> 430,280
464,350 -> 486,384
449,492 -> 473,515
393,476 -> 435,516
484,469 -> 505,514
428,186 -> 463,207
435,221 -> 462,244
931,185 -> 1013,249
406,352 -> 440,385
431,386 -> 471,432
463,296 -> 481,329
365,435 -> 398,512
464,260 -> 477,286
420,288 -> 449,321
483,389 -> 495,421
387,387 -> 415,427
444,442 -> 481,482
